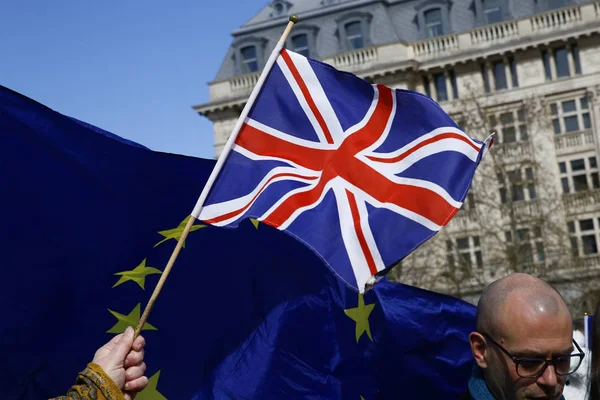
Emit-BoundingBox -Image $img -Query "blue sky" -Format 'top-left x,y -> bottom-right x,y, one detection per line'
0,0 -> 268,159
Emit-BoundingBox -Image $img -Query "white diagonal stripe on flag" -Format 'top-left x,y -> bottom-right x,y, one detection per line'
285,50 -> 345,144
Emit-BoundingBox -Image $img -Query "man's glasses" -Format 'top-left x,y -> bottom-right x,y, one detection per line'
481,332 -> 585,378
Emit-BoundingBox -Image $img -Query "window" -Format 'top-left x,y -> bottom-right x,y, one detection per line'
483,57 -> 518,92
569,218 -> 600,256
345,21 -> 364,50
447,236 -> 483,269
551,96 -> 591,135
498,167 -> 537,203
505,226 -> 545,264
424,70 -> 458,102
274,2 -> 285,14
543,44 -> 582,80
489,107 -> 528,143
555,48 -> 569,78
460,192 -> 476,212
434,72 -> 448,102
549,0 -> 568,8
483,0 -> 503,24
233,37 -> 268,75
558,156 -> 600,194
241,46 -> 259,73
292,34 -> 310,57
493,61 -> 508,90
336,12 -> 372,51
425,8 -> 444,37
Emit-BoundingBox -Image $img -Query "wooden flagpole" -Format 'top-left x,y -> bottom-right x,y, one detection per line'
134,15 -> 299,338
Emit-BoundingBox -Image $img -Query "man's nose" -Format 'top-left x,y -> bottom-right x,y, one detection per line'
537,364 -> 558,387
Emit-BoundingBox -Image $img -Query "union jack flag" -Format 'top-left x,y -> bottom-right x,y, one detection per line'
198,49 -> 492,292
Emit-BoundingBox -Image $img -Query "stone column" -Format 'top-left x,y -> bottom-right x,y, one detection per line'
504,55 -> 513,89
486,61 -> 495,92
428,73 -> 436,101
566,42 -> 576,77
444,70 -> 453,101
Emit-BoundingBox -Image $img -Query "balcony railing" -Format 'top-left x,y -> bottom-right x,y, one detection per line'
332,46 -> 379,72
229,72 -> 260,94
412,34 -> 459,58
530,4 -> 582,33
501,200 -> 540,219
448,209 -> 478,232
554,130 -> 595,155
563,190 -> 600,214
470,20 -> 519,45
497,141 -> 532,159
573,254 -> 600,270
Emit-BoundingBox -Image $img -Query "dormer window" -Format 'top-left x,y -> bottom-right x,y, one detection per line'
270,0 -> 292,17
535,0 -> 571,13
483,0 -> 503,23
292,34 -> 310,57
241,46 -> 259,73
424,8 -> 444,37
286,25 -> 319,58
416,1 -> 451,39
345,21 -> 364,49
232,36 -> 268,75
549,0 -> 568,8
335,11 -> 373,52
474,0 -> 509,25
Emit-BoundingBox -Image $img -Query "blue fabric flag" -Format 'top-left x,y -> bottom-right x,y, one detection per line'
0,85 -> 476,399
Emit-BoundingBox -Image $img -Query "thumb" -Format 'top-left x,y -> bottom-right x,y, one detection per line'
111,326 -> 134,363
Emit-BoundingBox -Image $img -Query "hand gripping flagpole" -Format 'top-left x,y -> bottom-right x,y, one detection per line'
134,15 -> 300,338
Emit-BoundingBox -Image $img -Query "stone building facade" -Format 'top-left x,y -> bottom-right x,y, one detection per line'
194,0 -> 600,312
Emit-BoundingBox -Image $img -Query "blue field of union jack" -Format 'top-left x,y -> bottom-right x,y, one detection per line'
198,49 -> 492,292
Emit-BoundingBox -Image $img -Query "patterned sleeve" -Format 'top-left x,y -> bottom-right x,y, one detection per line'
50,363 -> 125,400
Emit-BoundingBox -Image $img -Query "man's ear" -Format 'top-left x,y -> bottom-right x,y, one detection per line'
469,332 -> 488,369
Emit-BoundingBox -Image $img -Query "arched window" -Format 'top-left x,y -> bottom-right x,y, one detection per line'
345,21 -> 364,49
482,0 -> 503,24
474,0 -> 510,25
240,46 -> 258,73
270,0 -> 291,17
415,1 -> 451,39
291,34 -> 310,57
335,12 -> 372,52
232,36 -> 268,75
424,8 -> 444,37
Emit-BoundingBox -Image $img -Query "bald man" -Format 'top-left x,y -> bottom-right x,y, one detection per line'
461,273 -> 585,400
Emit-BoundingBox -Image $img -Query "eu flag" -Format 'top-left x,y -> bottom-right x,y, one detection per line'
0,85 -> 476,399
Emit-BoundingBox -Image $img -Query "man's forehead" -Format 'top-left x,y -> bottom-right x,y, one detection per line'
498,301 -> 573,349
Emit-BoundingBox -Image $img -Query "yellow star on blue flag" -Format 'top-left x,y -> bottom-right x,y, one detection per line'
344,294 -> 375,343
107,303 -> 158,334
154,215 -> 205,248
136,370 -> 167,400
112,258 -> 162,290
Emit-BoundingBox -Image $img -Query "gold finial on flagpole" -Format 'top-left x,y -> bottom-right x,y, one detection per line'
289,14 -> 299,24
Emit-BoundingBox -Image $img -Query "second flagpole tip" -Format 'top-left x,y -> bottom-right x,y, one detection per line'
289,14 -> 299,23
